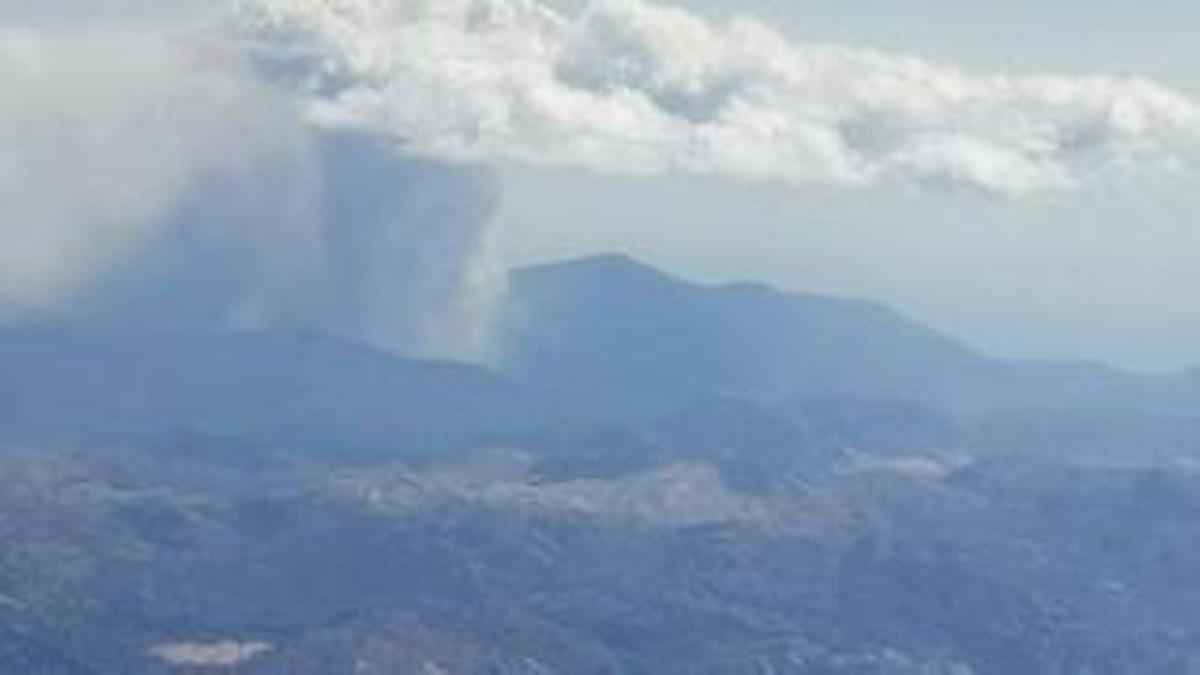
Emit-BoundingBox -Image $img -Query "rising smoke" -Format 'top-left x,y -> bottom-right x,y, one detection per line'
0,27 -> 498,359
3,0 -> 1200,358
0,28 -> 315,320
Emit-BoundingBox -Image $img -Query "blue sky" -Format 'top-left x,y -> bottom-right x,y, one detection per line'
0,0 -> 207,23
686,0 -> 1200,90
6,0 -> 1200,370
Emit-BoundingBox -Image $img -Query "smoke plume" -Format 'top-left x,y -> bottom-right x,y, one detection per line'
5,0 -> 1200,359
0,28 -> 314,319
0,28 -> 497,358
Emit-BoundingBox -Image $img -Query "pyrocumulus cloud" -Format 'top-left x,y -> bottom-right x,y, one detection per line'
239,0 -> 1200,196
5,0 -> 1200,359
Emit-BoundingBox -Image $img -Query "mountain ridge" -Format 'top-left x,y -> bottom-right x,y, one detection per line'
497,253 -> 1200,419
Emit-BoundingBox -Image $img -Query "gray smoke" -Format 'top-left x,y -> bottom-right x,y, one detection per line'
0,28 -> 499,358
304,132 -> 499,358
7,0 -> 1200,360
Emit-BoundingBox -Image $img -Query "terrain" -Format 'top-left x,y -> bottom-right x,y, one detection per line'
2,256 -> 1200,674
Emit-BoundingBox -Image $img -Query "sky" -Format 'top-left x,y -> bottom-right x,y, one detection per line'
4,0 -> 1200,371
490,0 -> 1200,372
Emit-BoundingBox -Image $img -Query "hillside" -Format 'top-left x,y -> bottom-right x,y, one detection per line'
496,254 -> 1200,420
0,257 -> 1199,672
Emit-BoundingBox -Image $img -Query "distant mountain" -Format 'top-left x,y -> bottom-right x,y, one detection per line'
0,328 -> 555,456
495,254 -> 1200,421
4,255 -> 1198,467
5,257 -> 1200,673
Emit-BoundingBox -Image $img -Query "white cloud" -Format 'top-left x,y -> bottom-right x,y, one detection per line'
238,0 -> 1200,196
6,0 -> 1200,363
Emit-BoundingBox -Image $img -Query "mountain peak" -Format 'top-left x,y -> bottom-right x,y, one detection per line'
513,253 -> 683,289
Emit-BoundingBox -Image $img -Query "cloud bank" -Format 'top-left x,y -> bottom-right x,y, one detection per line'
240,0 -> 1200,195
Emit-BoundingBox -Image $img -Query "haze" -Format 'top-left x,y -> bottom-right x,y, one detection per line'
7,0 -> 1200,371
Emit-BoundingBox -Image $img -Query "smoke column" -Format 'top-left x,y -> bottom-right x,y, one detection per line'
0,28 -> 320,327
0,28 -> 499,359
307,132 -> 500,358
6,0 -> 1200,360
